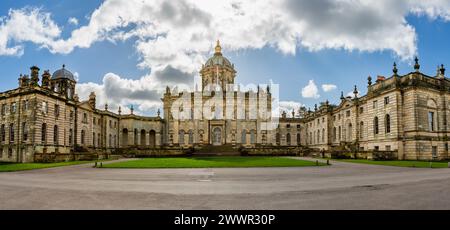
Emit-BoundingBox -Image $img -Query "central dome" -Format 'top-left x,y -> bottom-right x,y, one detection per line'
204,40 -> 233,68
52,64 -> 76,82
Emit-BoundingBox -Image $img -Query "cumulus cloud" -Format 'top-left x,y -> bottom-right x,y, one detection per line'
4,1 -> 450,113
301,80 -> 320,99
322,84 -> 337,92
3,1 -> 450,61
68,17 -> 78,26
279,101 -> 304,117
0,7 -> 61,56
76,72 -> 164,115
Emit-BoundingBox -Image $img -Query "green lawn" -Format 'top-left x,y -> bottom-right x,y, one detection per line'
337,159 -> 449,168
0,161 -> 94,172
102,157 -> 326,169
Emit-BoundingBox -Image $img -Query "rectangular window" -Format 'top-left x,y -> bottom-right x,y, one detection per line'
10,102 -> 17,114
23,100 -> 29,111
1,104 -> 6,116
385,145 -> 391,151
0,124 -> 5,142
346,111 -> 351,117
9,123 -> 14,143
373,101 -> 377,109
374,146 -> 379,151
42,101 -> 48,114
55,104 -> 60,117
432,146 -> 437,158
22,122 -> 28,141
359,107 -> 364,114
384,96 -> 390,105
428,112 -> 435,131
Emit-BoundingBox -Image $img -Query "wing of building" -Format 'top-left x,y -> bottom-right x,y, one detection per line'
0,44 -> 448,162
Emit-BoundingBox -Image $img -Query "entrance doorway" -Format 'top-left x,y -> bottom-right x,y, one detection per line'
212,127 -> 222,146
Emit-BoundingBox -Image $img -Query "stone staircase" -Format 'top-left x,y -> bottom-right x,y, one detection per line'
193,144 -> 241,156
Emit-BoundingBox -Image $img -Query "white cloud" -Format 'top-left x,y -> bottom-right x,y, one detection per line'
68,17 -> 78,26
73,72 -> 80,82
279,101 -> 304,117
0,7 -> 61,56
4,1 -> 450,113
3,1 -> 450,61
301,80 -> 320,99
322,84 -> 337,92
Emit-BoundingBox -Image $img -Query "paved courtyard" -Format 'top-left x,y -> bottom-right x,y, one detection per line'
1,158 -> 450,210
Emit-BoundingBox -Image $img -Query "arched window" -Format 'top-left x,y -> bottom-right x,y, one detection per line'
109,134 -> 112,147
81,130 -> 85,145
286,133 -> 291,145
313,131 -> 316,144
360,122 -> 364,139
317,130 -> 320,143
322,128 -> 325,142
250,130 -> 256,144
93,132 -> 96,147
188,130 -> 194,144
98,133 -> 100,147
348,123 -> 352,141
333,127 -> 336,141
149,130 -> 156,147
134,129 -> 138,145
41,123 -> 47,144
338,126 -> 341,141
374,117 -> 379,135
297,133 -> 301,145
385,114 -> 391,133
122,128 -> 128,147
179,130 -> 185,145
309,132 -> 312,144
276,132 -> 280,145
241,130 -> 247,144
53,125 -> 58,145
140,130 -> 146,146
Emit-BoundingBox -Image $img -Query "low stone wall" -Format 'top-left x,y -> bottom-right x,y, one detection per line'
243,146 -> 309,156
33,152 -> 103,163
110,147 -> 186,158
329,150 -> 398,160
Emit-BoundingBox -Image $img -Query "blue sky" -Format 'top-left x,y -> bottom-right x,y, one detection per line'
1,0 -> 450,115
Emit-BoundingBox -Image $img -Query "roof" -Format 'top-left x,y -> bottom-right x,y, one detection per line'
52,65 -> 76,81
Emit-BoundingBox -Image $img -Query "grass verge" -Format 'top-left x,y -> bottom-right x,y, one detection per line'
102,157 -> 326,169
0,161 -> 95,172
336,159 -> 449,168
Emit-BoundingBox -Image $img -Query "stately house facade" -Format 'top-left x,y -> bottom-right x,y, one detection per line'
1,41 -> 449,162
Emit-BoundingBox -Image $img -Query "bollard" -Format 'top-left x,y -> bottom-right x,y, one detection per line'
327,159 -> 330,165
94,162 -> 97,168
100,162 -> 103,168
316,160 -> 319,166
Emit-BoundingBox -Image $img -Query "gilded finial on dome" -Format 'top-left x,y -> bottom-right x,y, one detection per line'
215,40 -> 222,55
